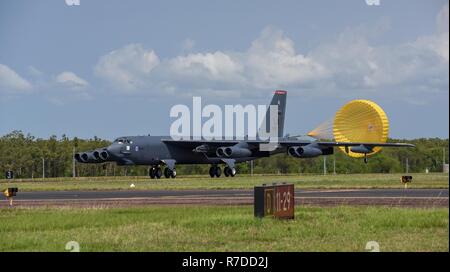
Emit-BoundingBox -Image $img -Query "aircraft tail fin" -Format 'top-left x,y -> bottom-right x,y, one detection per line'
258,90 -> 287,138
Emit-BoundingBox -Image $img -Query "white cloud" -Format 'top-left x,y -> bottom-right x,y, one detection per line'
94,43 -> 160,91
55,71 -> 89,89
244,27 -> 327,89
93,4 -> 448,101
168,51 -> 244,84
0,64 -> 33,93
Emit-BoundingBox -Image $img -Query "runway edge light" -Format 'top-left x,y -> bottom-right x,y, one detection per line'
3,187 -> 18,207
401,176 -> 413,189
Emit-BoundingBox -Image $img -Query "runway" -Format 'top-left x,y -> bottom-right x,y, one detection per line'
2,188 -> 448,208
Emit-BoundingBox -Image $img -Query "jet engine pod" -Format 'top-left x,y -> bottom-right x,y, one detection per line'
288,145 -> 322,158
80,152 -> 89,162
74,153 -> 83,162
99,150 -> 109,161
93,150 -> 101,160
333,100 -> 389,158
79,151 -> 102,163
216,147 -> 226,157
216,145 -> 252,158
93,149 -> 110,161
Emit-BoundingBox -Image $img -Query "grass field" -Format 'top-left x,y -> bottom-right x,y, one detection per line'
0,173 -> 447,191
0,205 -> 447,252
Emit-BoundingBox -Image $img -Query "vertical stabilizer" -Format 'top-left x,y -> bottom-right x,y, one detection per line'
258,90 -> 287,138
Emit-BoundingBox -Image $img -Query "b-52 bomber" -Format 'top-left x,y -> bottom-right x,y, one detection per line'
74,90 -> 414,178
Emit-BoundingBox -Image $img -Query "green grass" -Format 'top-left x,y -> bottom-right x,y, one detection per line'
1,173 -> 448,191
0,205 -> 447,252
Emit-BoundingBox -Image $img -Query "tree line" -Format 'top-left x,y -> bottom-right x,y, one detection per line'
0,130 -> 448,179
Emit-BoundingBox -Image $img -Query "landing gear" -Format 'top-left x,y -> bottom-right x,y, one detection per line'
209,165 -> 236,178
149,166 -> 162,179
209,165 -> 222,178
364,154 -> 368,164
149,167 -> 155,179
164,167 -> 177,178
224,166 -> 236,177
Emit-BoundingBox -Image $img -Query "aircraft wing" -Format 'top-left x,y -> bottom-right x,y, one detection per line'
162,138 -> 240,147
313,142 -> 415,148
162,138 -> 415,149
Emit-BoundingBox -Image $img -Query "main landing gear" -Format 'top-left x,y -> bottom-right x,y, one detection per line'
209,165 -> 221,178
149,166 -> 177,179
164,167 -> 177,179
209,165 -> 236,178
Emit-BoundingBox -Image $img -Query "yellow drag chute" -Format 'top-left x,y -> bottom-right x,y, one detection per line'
333,100 -> 389,158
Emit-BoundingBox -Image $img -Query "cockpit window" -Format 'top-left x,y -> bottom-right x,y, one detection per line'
114,138 -> 125,144
114,138 -> 132,144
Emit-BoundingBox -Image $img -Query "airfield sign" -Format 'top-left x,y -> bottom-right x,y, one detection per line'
5,171 -> 13,180
254,183 -> 295,219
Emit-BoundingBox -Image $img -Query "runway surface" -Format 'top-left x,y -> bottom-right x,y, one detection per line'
2,188 -> 448,208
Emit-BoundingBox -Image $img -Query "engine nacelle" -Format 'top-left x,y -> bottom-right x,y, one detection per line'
93,149 -> 110,161
76,151 -> 103,163
288,145 -> 323,158
74,153 -> 83,162
216,146 -> 252,158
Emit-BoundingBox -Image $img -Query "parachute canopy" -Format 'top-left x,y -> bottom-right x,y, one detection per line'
333,100 -> 389,158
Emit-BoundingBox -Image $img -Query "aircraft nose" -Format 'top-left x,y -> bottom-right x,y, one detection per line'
107,144 -> 121,157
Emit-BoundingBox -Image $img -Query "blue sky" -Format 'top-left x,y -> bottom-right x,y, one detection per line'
0,0 -> 448,140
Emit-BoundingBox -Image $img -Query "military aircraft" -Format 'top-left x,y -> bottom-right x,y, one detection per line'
74,90 -> 414,178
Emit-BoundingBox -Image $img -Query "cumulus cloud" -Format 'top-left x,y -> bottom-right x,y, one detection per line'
244,27 -> 327,89
0,66 -> 92,104
55,71 -> 89,89
94,28 -> 327,96
93,4 -> 448,100
94,43 -> 160,91
0,64 -> 33,93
